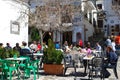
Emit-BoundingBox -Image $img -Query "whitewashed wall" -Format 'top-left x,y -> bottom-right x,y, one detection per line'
103,0 -> 120,35
103,0 -> 120,25
0,0 -> 28,47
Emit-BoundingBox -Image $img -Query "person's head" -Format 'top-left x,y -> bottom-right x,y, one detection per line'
64,41 -> 68,45
22,41 -> 25,45
56,42 -> 59,44
23,42 -> 27,46
16,43 -> 19,47
33,41 -> 37,44
87,42 -> 91,48
0,43 -> 3,46
69,44 -> 73,48
108,36 -> 110,39
6,43 -> 10,46
0,43 -> 3,48
96,42 -> 100,46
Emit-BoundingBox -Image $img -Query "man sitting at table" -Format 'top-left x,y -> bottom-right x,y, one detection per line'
103,46 -> 118,78
20,41 -> 32,56
105,46 -> 118,65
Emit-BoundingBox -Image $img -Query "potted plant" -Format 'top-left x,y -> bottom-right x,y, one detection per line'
43,39 -> 64,75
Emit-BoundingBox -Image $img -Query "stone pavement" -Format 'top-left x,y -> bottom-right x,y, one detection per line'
11,57 -> 120,80
37,57 -> 120,80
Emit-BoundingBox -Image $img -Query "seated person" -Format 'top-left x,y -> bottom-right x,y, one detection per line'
105,46 -> 118,65
103,46 -> 118,78
20,48 -> 31,56
29,41 -> 38,53
80,47 -> 87,53
86,44 -> 92,56
55,42 -> 60,49
73,44 -> 81,51
65,46 -> 71,53
83,43 -> 92,73
95,42 -> 102,51
13,43 -> 21,53
62,41 -> 71,53
20,42 -> 32,56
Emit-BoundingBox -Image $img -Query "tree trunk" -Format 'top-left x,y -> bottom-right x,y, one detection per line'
39,29 -> 43,51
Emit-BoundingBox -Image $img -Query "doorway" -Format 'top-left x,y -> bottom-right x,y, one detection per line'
43,32 -> 53,45
76,32 -> 81,45
63,31 -> 72,45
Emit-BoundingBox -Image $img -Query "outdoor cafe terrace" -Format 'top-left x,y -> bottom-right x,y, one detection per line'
0,48 -> 120,80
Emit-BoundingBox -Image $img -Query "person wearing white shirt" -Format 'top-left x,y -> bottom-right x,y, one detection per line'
111,39 -> 116,52
29,41 -> 38,52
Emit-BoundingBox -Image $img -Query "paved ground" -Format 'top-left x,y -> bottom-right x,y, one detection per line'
8,56 -> 120,80
38,57 -> 120,80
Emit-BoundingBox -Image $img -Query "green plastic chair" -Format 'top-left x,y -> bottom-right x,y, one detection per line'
19,56 -> 30,80
19,56 -> 39,80
2,60 -> 20,80
28,59 -> 40,79
0,59 -> 5,80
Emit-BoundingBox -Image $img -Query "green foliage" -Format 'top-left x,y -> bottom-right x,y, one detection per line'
8,49 -> 20,58
31,27 -> 40,41
43,39 -> 63,64
0,48 -> 19,59
0,48 -> 7,59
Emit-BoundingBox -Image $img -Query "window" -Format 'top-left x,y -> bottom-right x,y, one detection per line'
10,21 -> 20,34
119,0 -> 120,5
111,29 -> 114,32
112,0 -> 120,5
111,33 -> 114,35
97,20 -> 103,28
112,0 -> 117,5
97,4 -> 102,9
111,26 -> 114,28
104,25 -> 107,28
115,24 -> 119,32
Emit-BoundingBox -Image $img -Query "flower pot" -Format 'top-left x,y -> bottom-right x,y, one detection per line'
43,64 -> 64,75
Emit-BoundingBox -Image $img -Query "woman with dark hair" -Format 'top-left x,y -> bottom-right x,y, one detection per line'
83,42 -> 92,74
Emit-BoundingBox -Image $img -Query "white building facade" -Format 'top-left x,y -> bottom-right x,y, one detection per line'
82,0 -> 120,38
103,0 -> 120,36
87,0 -> 120,37
52,0 -> 95,45
0,0 -> 29,47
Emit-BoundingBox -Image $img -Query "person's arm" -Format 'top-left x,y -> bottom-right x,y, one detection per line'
29,44 -> 33,49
